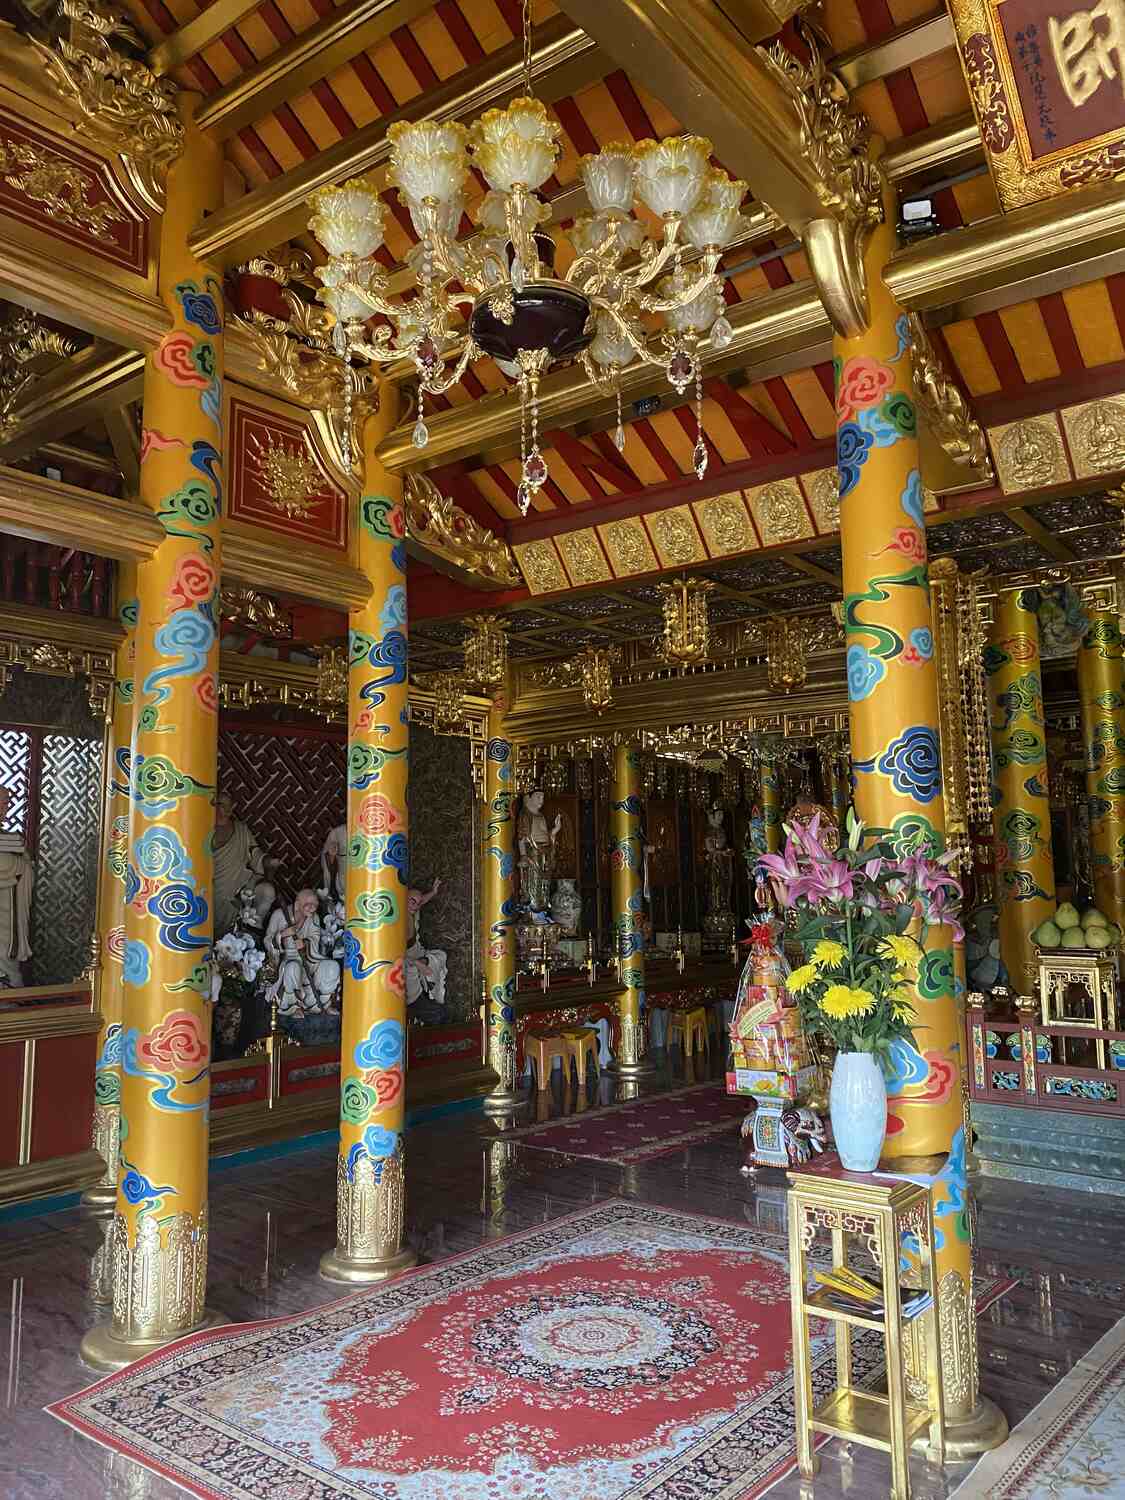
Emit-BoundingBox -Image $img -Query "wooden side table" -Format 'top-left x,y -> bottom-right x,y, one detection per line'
787,1166 -> 946,1500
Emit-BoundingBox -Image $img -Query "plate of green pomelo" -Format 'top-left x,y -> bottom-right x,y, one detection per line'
1032,902 -> 1121,951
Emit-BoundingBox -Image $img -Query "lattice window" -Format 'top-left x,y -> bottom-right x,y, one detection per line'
31,733 -> 101,984
0,728 -> 33,841
218,728 -> 347,896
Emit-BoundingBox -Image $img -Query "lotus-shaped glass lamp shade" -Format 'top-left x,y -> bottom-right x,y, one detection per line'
683,170 -> 747,250
469,97 -> 560,193
634,135 -> 712,219
315,258 -> 373,323
589,310 -> 637,369
404,189 -> 465,242
579,143 -> 635,216
570,213 -> 645,259
308,176 -> 385,258
387,120 -> 469,207
660,270 -> 724,334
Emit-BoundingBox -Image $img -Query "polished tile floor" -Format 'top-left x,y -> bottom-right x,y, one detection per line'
4,1054 -> 1124,1499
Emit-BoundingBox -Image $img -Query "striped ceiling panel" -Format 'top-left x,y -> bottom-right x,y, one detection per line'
454,363 -> 838,518
941,278 -> 1125,396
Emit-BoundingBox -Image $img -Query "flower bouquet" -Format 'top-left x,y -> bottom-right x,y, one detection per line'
759,811 -> 963,1170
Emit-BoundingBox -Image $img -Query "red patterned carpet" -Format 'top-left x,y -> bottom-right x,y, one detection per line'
49,1201 -> 1015,1500
511,1081 -> 750,1163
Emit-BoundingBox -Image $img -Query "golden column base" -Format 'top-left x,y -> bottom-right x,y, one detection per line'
606,1057 -> 657,1080
320,1244 -> 419,1284
320,1150 -> 418,1286
81,1100 -> 120,1212
482,1086 -> 525,1116
80,1206 -> 225,1371
935,1396 -> 1009,1460
80,1308 -> 229,1374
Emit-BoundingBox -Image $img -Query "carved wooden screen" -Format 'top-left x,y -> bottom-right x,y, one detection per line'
217,724 -> 346,897
0,720 -> 101,983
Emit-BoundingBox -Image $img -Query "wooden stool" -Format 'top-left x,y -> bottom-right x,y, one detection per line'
668,1006 -> 709,1056
561,1026 -> 599,1085
525,1030 -> 568,1090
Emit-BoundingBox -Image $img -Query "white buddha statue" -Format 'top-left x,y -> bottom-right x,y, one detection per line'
0,787 -> 32,987
264,888 -> 340,1016
213,791 -> 275,937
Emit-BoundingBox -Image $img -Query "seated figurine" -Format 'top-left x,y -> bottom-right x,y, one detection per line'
264,888 -> 341,1018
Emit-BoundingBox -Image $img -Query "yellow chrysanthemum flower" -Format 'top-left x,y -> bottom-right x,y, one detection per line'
820,984 -> 877,1020
890,982 -> 916,1023
786,963 -> 818,995
811,939 -> 847,970
879,934 -> 922,973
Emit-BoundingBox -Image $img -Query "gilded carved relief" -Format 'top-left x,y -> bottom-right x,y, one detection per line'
692,492 -> 756,555
0,136 -> 127,241
598,518 -> 658,576
989,415 -> 1071,493
513,539 -> 569,595
555,528 -> 611,586
647,505 -> 705,567
747,479 -> 811,544
1061,397 -> 1125,479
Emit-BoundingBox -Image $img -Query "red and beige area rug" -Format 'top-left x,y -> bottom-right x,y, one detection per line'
49,1200 -> 1015,1500
511,1081 -> 750,1164
953,1313 -> 1125,1498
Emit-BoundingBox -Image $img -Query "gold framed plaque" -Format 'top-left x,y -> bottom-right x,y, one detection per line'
950,0 -> 1125,208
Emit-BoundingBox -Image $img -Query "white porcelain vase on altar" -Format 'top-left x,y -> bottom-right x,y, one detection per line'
828,1052 -> 886,1172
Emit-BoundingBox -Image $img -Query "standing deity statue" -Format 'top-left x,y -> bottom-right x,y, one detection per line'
517,787 -> 561,913
213,791 -> 276,937
0,787 -> 32,987
406,877 -> 448,1024
704,804 -> 735,934
319,822 -> 348,903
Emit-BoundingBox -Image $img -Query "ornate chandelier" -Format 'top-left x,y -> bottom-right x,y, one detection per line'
433,671 -> 466,731
765,617 -> 807,693
577,645 -> 618,714
306,5 -> 745,511
656,576 -> 715,666
463,613 -> 508,689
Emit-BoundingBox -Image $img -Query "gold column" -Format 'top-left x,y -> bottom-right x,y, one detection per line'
837,176 -> 1004,1454
481,697 -> 521,1114
988,587 -> 1056,987
81,104 -> 224,1371
610,744 -> 654,1075
83,564 -> 138,1212
761,750 -> 782,852
320,389 -> 417,1285
1078,611 -> 1125,929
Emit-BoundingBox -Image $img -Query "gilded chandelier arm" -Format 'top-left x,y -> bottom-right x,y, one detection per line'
419,338 -> 481,395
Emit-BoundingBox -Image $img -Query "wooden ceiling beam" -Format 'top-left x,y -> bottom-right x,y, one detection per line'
0,345 -> 146,464
148,0 -> 263,76
104,405 -> 141,495
0,466 -> 161,561
188,16 -> 604,269
196,0 -> 434,141
1007,505 -> 1078,562
833,9 -> 957,89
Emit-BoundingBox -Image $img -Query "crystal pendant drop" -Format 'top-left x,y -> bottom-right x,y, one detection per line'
411,416 -> 429,449
668,350 -> 694,393
693,436 -> 708,479
517,480 -> 533,515
332,321 -> 348,354
711,315 -> 733,349
523,448 -> 548,489
614,423 -> 626,452
511,256 -> 525,293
